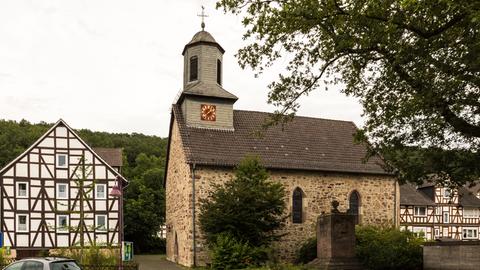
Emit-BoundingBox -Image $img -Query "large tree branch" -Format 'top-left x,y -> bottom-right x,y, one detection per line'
379,49 -> 480,138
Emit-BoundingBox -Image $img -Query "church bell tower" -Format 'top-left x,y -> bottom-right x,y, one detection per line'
176,12 -> 238,130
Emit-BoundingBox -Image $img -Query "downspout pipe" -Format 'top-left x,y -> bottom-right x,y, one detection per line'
394,179 -> 398,227
191,163 -> 197,267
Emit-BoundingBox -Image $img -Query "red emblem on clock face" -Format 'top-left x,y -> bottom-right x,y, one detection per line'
201,104 -> 216,121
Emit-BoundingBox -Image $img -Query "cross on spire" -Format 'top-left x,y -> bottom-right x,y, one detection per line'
198,5 -> 208,31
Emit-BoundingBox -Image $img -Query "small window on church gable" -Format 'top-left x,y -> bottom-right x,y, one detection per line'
190,56 -> 198,82
217,59 -> 222,85
292,187 -> 303,224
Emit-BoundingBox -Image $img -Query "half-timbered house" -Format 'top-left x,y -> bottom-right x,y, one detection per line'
400,183 -> 480,240
0,119 -> 127,258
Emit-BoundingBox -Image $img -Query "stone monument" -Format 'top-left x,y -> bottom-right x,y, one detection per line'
309,200 -> 363,270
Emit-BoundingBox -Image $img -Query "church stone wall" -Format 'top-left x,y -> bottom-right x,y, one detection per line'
191,166 -> 398,264
165,119 -> 194,266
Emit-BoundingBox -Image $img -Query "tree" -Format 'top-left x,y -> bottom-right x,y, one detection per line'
217,0 -> 480,185
199,156 -> 287,247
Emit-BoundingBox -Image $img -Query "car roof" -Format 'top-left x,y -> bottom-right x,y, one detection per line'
17,257 -> 75,263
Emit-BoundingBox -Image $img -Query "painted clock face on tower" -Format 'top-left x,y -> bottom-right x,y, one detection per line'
201,104 -> 217,121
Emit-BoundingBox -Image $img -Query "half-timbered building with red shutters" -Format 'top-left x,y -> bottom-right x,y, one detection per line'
0,119 -> 127,258
400,183 -> 480,240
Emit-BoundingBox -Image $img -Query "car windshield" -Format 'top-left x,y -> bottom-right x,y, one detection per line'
50,261 -> 82,270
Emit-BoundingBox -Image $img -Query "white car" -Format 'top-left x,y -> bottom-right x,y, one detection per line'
3,258 -> 81,270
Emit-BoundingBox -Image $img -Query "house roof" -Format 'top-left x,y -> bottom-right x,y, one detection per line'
171,105 -> 389,175
92,148 -> 123,167
459,187 -> 480,207
0,119 -> 128,185
400,184 -> 435,206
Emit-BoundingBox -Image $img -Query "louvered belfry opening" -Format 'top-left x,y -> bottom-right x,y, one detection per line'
292,187 -> 303,223
349,191 -> 360,224
189,56 -> 198,81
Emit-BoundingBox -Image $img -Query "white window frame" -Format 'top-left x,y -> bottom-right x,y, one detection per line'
435,207 -> 441,215
414,206 -> 427,217
16,182 -> 28,198
444,188 -> 451,198
463,208 -> 480,218
57,215 -> 69,233
434,228 -> 440,237
95,184 -> 107,199
17,214 -> 29,232
412,227 -> 426,239
56,153 -> 68,168
56,183 -> 69,199
443,212 -> 450,223
95,215 -> 107,232
462,227 -> 478,240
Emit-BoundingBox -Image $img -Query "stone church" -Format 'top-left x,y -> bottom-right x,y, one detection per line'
165,28 -> 399,267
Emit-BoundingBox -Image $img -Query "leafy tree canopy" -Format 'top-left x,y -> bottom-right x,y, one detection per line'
199,156 -> 287,247
217,0 -> 480,185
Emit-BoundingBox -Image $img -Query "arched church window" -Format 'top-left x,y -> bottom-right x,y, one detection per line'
349,190 -> 360,224
217,59 -> 222,85
292,187 -> 303,223
189,56 -> 198,82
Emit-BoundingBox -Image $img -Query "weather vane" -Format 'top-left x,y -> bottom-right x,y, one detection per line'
198,5 -> 208,31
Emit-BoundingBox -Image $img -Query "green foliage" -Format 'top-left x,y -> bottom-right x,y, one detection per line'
217,0 -> 480,186
210,233 -> 269,270
294,237 -> 317,265
0,119 -> 167,254
51,246 -> 118,265
355,225 -> 424,270
199,156 -> 287,247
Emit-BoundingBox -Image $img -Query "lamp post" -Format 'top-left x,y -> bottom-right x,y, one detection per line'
110,176 -> 123,270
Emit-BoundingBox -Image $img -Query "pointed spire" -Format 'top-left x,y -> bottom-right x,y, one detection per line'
198,5 -> 208,31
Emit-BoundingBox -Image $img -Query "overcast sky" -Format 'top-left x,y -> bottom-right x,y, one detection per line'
0,0 -> 363,137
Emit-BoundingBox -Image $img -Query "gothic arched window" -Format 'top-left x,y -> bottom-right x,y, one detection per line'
189,56 -> 198,82
349,190 -> 360,224
292,187 -> 303,224
217,59 -> 222,85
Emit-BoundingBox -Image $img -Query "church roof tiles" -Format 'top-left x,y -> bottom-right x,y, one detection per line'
171,104 -> 389,175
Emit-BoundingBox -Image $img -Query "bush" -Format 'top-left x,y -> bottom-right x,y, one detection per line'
210,233 -> 269,269
50,246 -> 118,265
199,156 -> 287,247
355,225 -> 424,270
294,237 -> 317,264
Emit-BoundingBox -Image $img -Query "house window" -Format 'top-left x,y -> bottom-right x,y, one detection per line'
435,207 -> 441,215
95,184 -> 106,199
443,212 -> 450,223
56,154 -> 68,168
444,188 -> 451,198
434,229 -> 440,237
412,227 -> 426,239
17,182 -> 28,198
189,56 -> 198,82
463,208 -> 480,218
414,206 -> 427,217
96,215 -> 107,231
292,187 -> 303,223
349,190 -> 360,224
17,214 -> 28,232
56,183 -> 68,199
463,228 -> 478,239
217,59 -> 222,85
57,215 -> 69,232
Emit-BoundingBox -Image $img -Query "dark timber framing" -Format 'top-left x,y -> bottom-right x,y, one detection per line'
0,119 -> 127,252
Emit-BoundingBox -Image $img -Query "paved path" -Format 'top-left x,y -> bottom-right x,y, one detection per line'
135,255 -> 183,270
